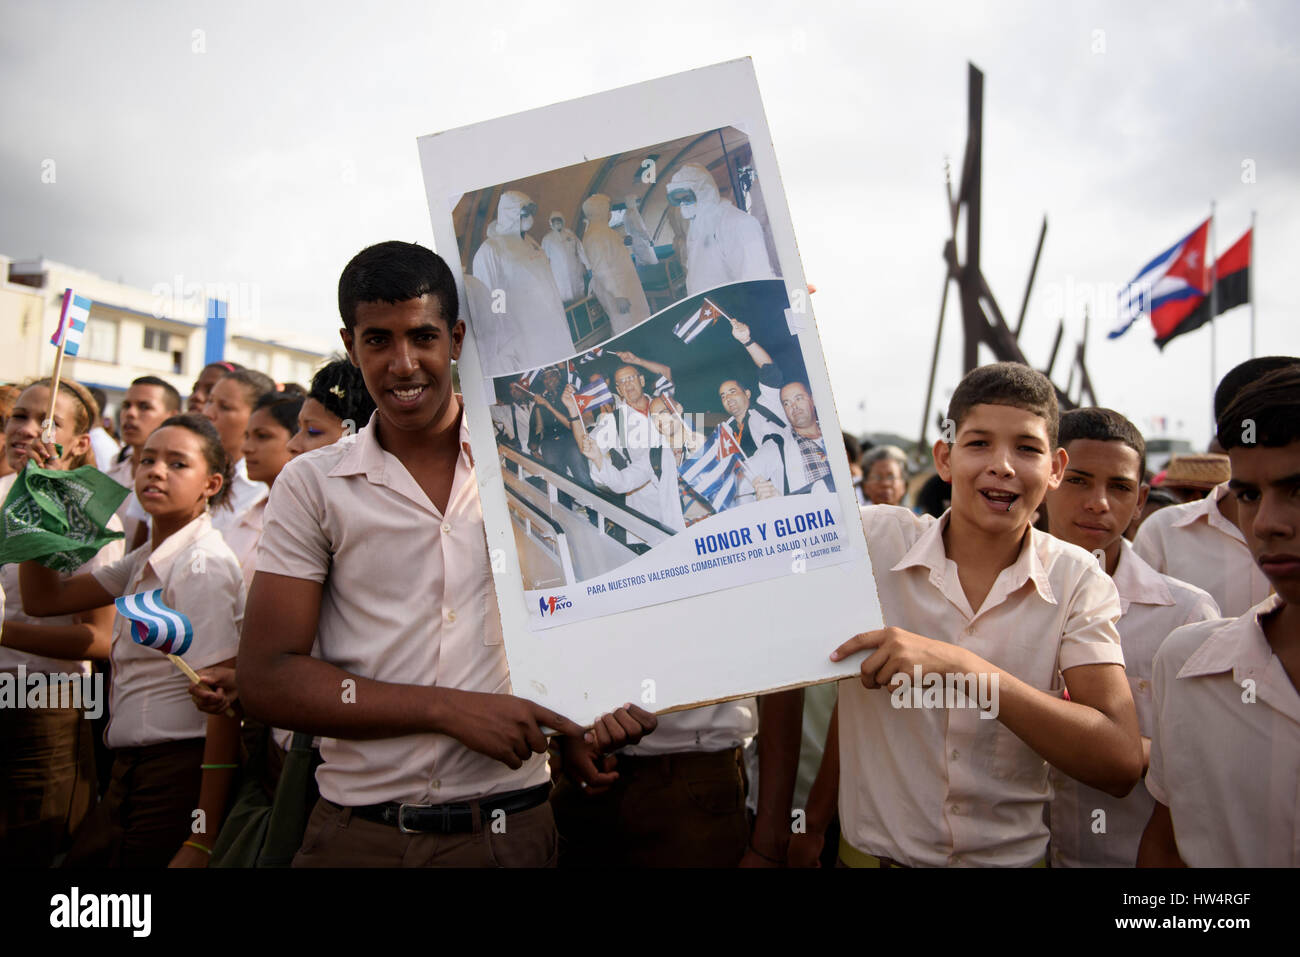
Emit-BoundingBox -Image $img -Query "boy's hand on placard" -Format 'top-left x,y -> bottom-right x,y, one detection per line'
587,703 -> 657,751
442,690 -> 585,769
830,627 -> 982,691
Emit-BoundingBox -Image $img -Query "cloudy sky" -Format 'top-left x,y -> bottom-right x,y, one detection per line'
3,0 -> 1296,449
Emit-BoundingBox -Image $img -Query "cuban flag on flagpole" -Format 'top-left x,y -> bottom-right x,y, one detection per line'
652,374 -> 675,399
115,589 -> 194,656
1109,219 -> 1211,341
673,297 -> 729,344
517,368 -> 542,391
573,375 -> 614,414
50,289 -> 92,356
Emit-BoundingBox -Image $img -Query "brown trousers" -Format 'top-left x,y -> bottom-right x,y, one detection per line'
62,737 -> 205,869
0,704 -> 97,867
550,748 -> 749,868
291,795 -> 558,868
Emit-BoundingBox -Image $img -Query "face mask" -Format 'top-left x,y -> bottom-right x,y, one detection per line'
551,220 -> 563,231
679,202 -> 697,221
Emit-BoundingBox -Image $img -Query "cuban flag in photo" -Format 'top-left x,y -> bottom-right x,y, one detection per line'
673,297 -> 729,344
50,289 -> 92,356
565,361 -> 583,390
573,375 -> 614,414
1109,219 -> 1210,341
115,589 -> 194,656
577,347 -> 604,364
517,368 -> 542,392
652,374 -> 675,398
679,425 -> 744,511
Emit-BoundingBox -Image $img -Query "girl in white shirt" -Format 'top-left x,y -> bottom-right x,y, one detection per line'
19,413 -> 244,868
0,378 -> 122,867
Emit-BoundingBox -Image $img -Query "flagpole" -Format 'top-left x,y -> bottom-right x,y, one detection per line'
1249,209 -> 1256,358
41,288 -> 75,445
1208,201 -> 1218,425
41,341 -> 68,445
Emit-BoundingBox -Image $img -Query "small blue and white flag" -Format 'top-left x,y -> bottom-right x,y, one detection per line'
652,374 -> 675,398
115,589 -> 194,656
50,289 -> 92,357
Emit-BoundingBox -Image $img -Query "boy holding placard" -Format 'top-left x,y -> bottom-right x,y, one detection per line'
237,241 -> 654,868
822,362 -> 1142,867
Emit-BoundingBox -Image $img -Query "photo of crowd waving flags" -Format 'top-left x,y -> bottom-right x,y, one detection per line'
488,279 -> 837,591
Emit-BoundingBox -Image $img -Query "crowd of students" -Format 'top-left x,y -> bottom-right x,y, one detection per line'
0,238 -> 1295,869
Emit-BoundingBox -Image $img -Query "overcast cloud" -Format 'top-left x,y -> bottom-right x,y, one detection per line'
3,0 -> 1297,448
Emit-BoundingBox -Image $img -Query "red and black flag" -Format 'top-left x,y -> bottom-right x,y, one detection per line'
1156,228 -> 1252,350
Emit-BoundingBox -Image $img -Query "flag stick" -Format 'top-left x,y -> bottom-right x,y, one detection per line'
167,654 -> 237,719
41,341 -> 68,445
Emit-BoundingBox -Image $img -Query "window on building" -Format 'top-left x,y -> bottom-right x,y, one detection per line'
143,328 -> 171,352
82,318 -> 118,363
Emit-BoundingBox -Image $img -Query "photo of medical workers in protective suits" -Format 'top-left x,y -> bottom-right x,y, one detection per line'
452,127 -> 779,375
486,278 -> 846,619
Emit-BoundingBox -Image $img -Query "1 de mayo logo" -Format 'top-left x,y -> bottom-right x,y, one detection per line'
539,595 -> 572,616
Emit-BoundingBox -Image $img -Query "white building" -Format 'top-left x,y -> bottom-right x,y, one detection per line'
0,254 -> 331,421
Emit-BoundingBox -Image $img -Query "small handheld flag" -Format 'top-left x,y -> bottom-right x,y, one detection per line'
573,376 -> 614,414
50,289 -> 92,357
115,589 -> 237,717
577,347 -> 605,364
717,421 -> 743,461
673,297 -> 728,344
116,589 -> 194,655
652,374 -> 675,398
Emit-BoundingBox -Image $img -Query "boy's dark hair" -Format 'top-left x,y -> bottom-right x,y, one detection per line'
219,368 -> 277,409
308,354 -> 377,426
842,431 -> 862,465
337,241 -> 459,331
1217,365 -> 1300,451
154,413 -> 233,509
131,375 -> 182,412
253,393 -> 304,435
278,382 -> 307,398
1058,408 -> 1146,481
1214,356 -> 1300,421
946,362 -> 1059,447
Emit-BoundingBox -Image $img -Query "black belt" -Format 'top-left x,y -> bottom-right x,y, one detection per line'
349,782 -> 551,834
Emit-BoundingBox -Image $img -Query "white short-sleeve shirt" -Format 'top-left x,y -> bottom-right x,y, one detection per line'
838,505 -> 1125,867
92,511 -> 245,748
1049,541 -> 1219,867
1133,482 -> 1272,618
255,409 -> 549,807
1145,595 -> 1300,866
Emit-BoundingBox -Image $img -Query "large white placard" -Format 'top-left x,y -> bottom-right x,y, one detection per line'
418,58 -> 882,725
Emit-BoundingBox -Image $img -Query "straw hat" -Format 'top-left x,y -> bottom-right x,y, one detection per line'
1158,453 -> 1231,491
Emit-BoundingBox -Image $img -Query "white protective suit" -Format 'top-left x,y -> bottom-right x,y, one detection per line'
540,211 -> 588,302
581,193 -> 651,337
462,272 -> 523,376
472,190 -> 574,369
622,194 -> 659,266
667,163 -> 776,296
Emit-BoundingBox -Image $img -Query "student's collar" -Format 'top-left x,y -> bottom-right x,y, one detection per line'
1177,594 -> 1299,721
1170,482 -> 1246,544
328,401 -> 474,496
1112,539 -> 1175,613
891,509 -> 1056,609
144,512 -> 212,580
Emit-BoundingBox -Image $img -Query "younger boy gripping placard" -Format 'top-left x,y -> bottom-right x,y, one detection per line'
1042,409 -> 1218,867
1139,365 -> 1300,867
828,363 -> 1142,867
